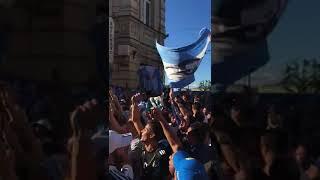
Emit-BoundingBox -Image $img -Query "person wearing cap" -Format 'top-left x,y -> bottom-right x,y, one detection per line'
151,107 -> 209,180
108,130 -> 134,180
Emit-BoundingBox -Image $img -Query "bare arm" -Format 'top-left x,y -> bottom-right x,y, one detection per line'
1,88 -> 46,179
131,102 -> 144,136
168,89 -> 190,117
176,101 -> 190,117
69,102 -> 99,180
109,103 -> 128,134
215,131 -> 240,173
109,90 -> 123,115
152,108 -> 182,153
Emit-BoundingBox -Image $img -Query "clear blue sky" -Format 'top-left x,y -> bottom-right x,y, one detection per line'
164,0 -> 211,87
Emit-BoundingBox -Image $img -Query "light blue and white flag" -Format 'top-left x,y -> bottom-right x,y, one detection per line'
156,28 -> 211,88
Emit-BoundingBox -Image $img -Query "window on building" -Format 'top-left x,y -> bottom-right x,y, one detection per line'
145,1 -> 150,25
141,0 -> 152,26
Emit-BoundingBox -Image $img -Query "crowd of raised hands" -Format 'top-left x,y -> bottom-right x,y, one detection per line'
0,82 -> 105,180
2,81 -> 320,180
0,83 -> 44,180
108,87 -> 216,180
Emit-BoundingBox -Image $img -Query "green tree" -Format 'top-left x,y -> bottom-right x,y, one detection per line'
281,58 -> 320,94
198,80 -> 211,91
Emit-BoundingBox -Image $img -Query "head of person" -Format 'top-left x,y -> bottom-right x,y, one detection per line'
108,146 -> 130,170
182,92 -> 189,102
267,105 -> 283,129
230,98 -> 250,126
140,120 -> 164,145
108,130 -> 132,167
193,95 -> 200,103
168,151 -> 208,180
192,102 -> 201,114
179,115 -> 191,132
174,95 -> 183,104
169,113 -> 177,125
202,107 -> 208,115
32,119 -> 53,142
186,122 -> 209,145
294,143 -> 308,166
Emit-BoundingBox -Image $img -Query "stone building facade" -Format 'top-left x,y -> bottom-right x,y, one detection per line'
110,0 -> 166,88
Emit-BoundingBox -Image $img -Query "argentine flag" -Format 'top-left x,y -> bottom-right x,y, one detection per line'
156,28 -> 211,88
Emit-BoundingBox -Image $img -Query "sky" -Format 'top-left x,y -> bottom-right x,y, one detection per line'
237,0 -> 320,86
164,0 -> 211,87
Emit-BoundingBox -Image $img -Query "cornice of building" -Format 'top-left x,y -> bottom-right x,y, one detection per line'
113,15 -> 166,38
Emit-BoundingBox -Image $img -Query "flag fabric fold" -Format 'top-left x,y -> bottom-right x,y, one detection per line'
156,28 -> 211,88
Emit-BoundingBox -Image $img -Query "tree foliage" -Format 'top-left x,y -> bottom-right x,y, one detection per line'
198,80 -> 211,91
281,58 -> 320,94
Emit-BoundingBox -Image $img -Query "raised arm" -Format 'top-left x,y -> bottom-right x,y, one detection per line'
109,102 -> 128,134
215,131 -> 240,173
168,89 -> 190,117
69,100 -> 100,180
152,108 -> 182,153
109,89 -> 123,115
0,107 -> 18,180
130,94 -> 144,136
175,100 -> 190,117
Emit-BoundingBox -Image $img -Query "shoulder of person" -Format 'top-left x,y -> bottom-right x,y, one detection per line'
158,140 -> 172,156
215,131 -> 233,145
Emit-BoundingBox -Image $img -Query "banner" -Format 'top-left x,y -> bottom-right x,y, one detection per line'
156,28 -> 211,88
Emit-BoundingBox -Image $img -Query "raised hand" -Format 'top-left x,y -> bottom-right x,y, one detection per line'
151,107 -> 165,122
131,93 -> 141,105
169,88 -> 174,100
109,89 -> 118,103
0,87 -> 28,130
131,101 -> 140,123
70,99 -> 103,136
0,136 -> 18,180
69,100 -> 99,180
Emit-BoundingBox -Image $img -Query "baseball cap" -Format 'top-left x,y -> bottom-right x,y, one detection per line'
173,150 -> 208,180
108,130 -> 132,154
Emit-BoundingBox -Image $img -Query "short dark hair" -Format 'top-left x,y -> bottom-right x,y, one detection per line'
192,102 -> 202,111
189,122 -> 208,143
147,120 -> 165,142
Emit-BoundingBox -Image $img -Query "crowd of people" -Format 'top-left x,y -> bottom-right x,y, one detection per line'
0,80 -> 106,180
1,78 -> 320,180
108,86 -> 320,180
